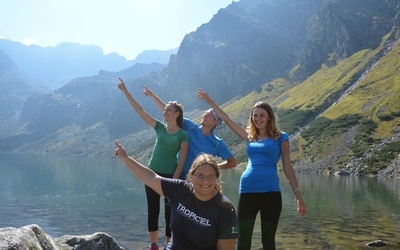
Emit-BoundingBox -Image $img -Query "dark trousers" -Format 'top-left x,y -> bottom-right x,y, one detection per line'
237,192 -> 282,250
145,173 -> 173,238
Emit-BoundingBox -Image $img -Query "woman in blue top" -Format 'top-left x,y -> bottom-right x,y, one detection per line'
141,85 -> 237,179
197,88 -> 306,250
118,78 -> 189,249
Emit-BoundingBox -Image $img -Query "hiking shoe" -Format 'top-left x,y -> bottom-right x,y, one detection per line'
149,243 -> 159,250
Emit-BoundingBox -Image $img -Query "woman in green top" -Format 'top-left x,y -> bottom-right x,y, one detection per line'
118,78 -> 189,249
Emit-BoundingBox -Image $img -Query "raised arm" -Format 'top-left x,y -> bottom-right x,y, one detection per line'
114,140 -> 163,195
196,88 -> 248,142
117,78 -> 156,128
142,85 -> 166,112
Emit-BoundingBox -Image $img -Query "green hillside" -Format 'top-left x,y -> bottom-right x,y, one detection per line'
213,33 -> 400,177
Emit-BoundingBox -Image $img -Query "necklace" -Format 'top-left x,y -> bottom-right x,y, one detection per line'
257,134 -> 269,141
167,126 -> 179,134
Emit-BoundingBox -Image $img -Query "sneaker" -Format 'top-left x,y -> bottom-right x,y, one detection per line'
149,243 -> 159,250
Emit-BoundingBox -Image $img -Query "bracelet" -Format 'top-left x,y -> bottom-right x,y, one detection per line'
292,188 -> 301,194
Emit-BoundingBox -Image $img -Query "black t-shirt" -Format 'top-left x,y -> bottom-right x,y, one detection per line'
161,178 -> 239,250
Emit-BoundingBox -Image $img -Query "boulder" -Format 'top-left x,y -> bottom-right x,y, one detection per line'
334,170 -> 349,176
366,239 -> 386,247
0,224 -> 125,250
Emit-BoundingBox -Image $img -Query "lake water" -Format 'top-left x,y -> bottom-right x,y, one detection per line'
0,152 -> 399,249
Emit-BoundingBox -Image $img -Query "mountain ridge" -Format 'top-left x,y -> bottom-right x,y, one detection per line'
0,39 -> 175,90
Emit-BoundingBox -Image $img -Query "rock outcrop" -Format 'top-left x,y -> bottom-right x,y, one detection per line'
0,224 -> 125,250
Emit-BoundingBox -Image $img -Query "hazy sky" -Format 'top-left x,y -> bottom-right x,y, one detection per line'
1,0 -> 236,60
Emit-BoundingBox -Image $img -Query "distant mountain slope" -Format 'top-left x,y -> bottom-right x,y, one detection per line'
0,39 -> 175,89
163,0 -> 400,109
0,40 -> 129,89
133,49 -> 178,64
16,63 -> 166,138
165,0 -> 324,108
291,0 -> 400,82
0,49 -> 48,119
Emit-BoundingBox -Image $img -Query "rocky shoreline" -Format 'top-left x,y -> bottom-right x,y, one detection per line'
0,224 -> 125,250
294,127 -> 400,179
1,224 -> 389,249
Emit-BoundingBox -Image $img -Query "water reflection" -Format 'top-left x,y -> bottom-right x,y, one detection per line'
274,173 -> 400,250
0,152 -> 399,249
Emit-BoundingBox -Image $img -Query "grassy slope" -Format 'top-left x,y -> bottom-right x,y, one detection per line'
215,34 -> 400,175
276,49 -> 371,111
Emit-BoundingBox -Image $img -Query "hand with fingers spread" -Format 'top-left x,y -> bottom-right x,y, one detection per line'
195,88 -> 211,103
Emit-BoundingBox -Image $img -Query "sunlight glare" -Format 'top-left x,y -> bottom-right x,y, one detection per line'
22,37 -> 37,46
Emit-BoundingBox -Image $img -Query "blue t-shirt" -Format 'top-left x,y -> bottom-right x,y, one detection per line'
180,118 -> 233,179
161,178 -> 239,250
239,132 -> 289,194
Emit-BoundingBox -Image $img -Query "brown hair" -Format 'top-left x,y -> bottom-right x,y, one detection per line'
246,102 -> 281,141
167,101 -> 184,128
187,154 -> 222,192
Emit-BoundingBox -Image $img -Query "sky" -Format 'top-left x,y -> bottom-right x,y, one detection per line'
1,0 -> 236,60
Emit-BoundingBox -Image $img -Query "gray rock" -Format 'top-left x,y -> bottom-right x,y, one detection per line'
365,239 -> 386,247
334,170 -> 349,176
0,224 -> 125,250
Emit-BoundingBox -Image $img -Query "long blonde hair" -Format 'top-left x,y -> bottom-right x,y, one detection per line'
246,102 -> 281,141
187,154 -> 222,192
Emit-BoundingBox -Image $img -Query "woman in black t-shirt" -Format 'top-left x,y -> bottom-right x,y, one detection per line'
114,140 -> 239,250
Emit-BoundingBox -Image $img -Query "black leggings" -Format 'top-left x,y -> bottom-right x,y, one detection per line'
145,173 -> 173,238
237,192 -> 282,250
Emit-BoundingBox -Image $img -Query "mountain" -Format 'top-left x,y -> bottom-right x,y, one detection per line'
0,49 -> 48,119
164,0 -> 400,109
0,0 -> 399,177
133,49 -> 178,65
0,39 -> 175,90
220,36 -> 400,178
165,0 -> 325,108
0,39 -> 175,141
291,0 -> 400,81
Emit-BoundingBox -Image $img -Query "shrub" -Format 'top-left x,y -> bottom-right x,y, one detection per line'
362,141 -> 400,171
278,108 -> 318,134
377,114 -> 394,121
301,114 -> 362,142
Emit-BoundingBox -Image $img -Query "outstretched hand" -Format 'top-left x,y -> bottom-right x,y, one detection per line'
117,78 -> 127,93
196,88 -> 211,102
114,140 -> 127,158
142,85 -> 154,97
